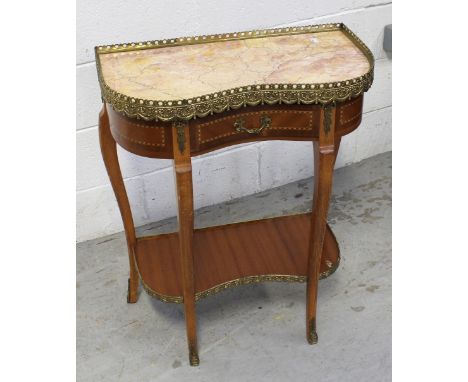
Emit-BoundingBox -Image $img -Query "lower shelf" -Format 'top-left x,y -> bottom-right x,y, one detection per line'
135,213 -> 340,303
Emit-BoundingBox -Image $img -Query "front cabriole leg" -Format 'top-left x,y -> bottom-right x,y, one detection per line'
306,105 -> 339,344
172,121 -> 199,366
99,103 -> 139,303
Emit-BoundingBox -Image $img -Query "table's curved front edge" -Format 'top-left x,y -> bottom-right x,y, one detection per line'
106,95 -> 364,158
95,23 -> 374,122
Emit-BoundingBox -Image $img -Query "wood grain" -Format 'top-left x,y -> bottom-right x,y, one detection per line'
135,213 -> 340,300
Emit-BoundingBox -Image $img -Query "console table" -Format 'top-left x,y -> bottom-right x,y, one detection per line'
95,23 -> 374,366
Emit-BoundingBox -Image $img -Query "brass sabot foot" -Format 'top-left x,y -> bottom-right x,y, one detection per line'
189,353 -> 200,366
127,278 -> 138,304
308,319 -> 318,345
308,330 -> 318,345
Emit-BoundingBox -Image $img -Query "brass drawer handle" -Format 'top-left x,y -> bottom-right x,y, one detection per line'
234,115 -> 272,134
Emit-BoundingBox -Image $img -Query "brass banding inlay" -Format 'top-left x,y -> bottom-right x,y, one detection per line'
138,257 -> 340,304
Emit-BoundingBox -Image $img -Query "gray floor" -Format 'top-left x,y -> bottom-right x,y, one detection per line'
77,151 -> 391,382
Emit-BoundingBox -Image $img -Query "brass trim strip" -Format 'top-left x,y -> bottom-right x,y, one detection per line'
140,257 -> 340,304
141,280 -> 184,304
95,23 -> 374,122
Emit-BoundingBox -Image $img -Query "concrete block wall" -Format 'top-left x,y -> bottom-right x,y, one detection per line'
77,0 -> 392,242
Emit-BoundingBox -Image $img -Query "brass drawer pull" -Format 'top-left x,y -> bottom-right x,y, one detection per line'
234,115 -> 272,134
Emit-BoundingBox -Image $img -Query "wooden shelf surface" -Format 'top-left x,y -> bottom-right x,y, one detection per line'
135,213 -> 340,302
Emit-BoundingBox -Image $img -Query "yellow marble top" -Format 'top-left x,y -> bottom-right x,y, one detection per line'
95,24 -> 374,121
99,30 -> 370,101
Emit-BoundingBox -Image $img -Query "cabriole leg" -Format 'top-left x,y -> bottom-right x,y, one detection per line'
172,121 -> 199,366
306,107 -> 340,344
98,104 -> 139,303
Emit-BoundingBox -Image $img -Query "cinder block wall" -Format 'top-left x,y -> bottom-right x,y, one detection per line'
77,0 -> 392,242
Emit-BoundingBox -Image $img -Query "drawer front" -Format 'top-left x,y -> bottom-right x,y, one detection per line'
193,108 -> 320,153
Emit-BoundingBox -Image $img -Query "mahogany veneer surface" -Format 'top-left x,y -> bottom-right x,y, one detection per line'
135,213 -> 340,299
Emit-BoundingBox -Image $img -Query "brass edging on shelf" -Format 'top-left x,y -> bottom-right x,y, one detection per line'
133,247 -> 184,303
140,256 -> 341,304
95,23 -> 374,122
140,280 -> 184,304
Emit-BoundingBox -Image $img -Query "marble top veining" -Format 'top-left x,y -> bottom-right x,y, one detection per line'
98,30 -> 371,102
